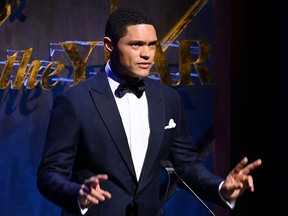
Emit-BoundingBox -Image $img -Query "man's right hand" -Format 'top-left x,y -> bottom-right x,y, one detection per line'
78,174 -> 112,208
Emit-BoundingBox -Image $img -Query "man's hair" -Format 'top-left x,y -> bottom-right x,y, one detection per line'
105,7 -> 154,43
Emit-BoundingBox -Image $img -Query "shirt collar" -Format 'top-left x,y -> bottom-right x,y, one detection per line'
105,60 -> 122,84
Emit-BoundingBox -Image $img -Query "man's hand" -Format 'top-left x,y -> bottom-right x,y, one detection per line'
220,157 -> 262,200
78,174 -> 112,208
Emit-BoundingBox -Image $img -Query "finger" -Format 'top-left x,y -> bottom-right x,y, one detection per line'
94,174 -> 109,181
84,192 -> 101,204
84,175 -> 112,202
91,189 -> 112,200
240,159 -> 262,175
80,187 -> 111,205
79,185 -> 93,206
85,174 -> 109,188
79,183 -> 92,197
103,191 -> 112,199
86,174 -> 108,183
246,175 -> 254,192
231,157 -> 249,174
85,187 -> 112,205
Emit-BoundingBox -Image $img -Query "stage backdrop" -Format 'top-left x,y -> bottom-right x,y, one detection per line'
0,1 -> 216,215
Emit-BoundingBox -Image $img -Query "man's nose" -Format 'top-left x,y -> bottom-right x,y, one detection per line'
140,46 -> 151,59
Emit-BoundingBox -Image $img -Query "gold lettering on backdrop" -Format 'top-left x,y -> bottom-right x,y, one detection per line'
41,61 -> 64,89
0,0 -> 21,26
160,0 -> 208,53
153,0 -> 211,85
178,40 -> 212,85
109,0 -> 117,14
0,39 -> 211,89
0,48 -> 65,89
0,52 -> 17,88
0,48 -> 33,89
60,41 -> 101,86
153,43 -> 173,86
12,48 -> 33,89
25,60 -> 41,89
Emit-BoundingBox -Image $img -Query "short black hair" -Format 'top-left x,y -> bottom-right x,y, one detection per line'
105,7 -> 154,43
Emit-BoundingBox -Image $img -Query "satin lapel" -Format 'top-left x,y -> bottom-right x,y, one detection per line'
89,71 -> 136,178
139,79 -> 166,182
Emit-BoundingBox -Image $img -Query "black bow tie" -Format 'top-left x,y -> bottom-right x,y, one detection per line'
115,79 -> 145,98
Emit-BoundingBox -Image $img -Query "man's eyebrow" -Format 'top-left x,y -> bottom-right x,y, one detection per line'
129,40 -> 144,44
150,40 -> 158,45
129,40 -> 158,44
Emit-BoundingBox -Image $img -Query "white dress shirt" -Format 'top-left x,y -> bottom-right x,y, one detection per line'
106,61 -> 150,181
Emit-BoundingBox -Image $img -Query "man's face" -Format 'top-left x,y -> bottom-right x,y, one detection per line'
111,24 -> 158,81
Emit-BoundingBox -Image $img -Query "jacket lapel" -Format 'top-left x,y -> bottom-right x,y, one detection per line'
138,78 -> 166,182
89,71 -> 136,178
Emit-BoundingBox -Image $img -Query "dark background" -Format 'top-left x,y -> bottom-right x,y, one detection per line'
214,0 -> 285,215
0,0 -> 286,215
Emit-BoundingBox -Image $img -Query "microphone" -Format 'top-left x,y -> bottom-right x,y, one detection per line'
160,160 -> 216,216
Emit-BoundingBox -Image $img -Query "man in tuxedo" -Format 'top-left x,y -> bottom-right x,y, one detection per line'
36,7 -> 262,216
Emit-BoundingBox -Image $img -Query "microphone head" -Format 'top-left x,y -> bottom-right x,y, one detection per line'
160,160 -> 175,173
160,160 -> 172,168
165,160 -> 173,167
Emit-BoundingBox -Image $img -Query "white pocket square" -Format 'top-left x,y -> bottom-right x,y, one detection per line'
164,119 -> 176,129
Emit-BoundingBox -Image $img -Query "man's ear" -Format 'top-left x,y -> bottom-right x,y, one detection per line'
103,37 -> 113,52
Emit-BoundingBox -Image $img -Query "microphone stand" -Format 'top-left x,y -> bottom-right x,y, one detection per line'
160,160 -> 216,216
160,166 -> 172,216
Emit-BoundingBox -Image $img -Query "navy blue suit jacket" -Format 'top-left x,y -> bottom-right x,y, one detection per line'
37,70 -> 224,216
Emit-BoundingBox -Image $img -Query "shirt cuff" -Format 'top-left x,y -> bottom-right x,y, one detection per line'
218,181 -> 236,209
77,199 -> 89,215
